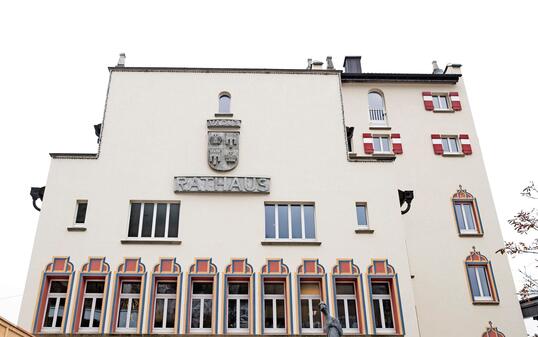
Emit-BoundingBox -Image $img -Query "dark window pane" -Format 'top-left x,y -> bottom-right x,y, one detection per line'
55,298 -> 65,327
336,283 -> 355,295
372,283 -> 390,295
454,204 -> 465,230
93,298 -> 102,328
121,282 -> 141,294
193,282 -> 213,294
118,299 -> 128,328
157,282 -> 177,294
264,299 -> 273,328
382,299 -> 394,328
477,267 -> 491,297
301,299 -> 310,328
463,204 -> 476,230
467,267 -> 480,297
43,298 -> 56,327
50,280 -> 68,293
228,299 -> 236,328
76,202 -> 87,224
304,205 -> 316,239
86,281 -> 104,294
81,298 -> 93,327
228,283 -> 248,295
203,299 -> 212,329
356,205 -> 368,227
191,299 -> 200,328
166,299 -> 175,328
129,299 -> 139,328
373,300 -> 382,328
336,299 -> 346,327
154,298 -> 164,328
240,299 -> 248,328
265,205 -> 276,239
128,203 -> 141,237
278,205 -> 289,239
291,205 -> 302,238
155,203 -> 167,237
168,204 -> 180,238
347,299 -> 358,328
264,283 -> 284,295
276,299 -> 285,328
141,203 -> 154,237
312,299 -> 321,328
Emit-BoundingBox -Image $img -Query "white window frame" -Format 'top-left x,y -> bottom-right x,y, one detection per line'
441,136 -> 460,154
432,94 -> 450,110
116,281 -> 141,333
368,91 -> 387,126
372,283 -> 395,334
128,202 -> 180,239
335,282 -> 359,332
190,282 -> 213,333
74,200 -> 88,225
300,282 -> 323,333
355,203 -> 369,229
372,136 -> 391,154
454,202 -> 478,234
263,282 -> 286,334
41,280 -> 68,332
79,280 -> 104,332
469,266 -> 493,301
153,281 -> 177,333
265,203 -> 317,241
218,93 -> 231,114
227,281 -> 249,333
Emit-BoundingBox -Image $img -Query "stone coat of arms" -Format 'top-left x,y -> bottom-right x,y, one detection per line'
208,131 -> 239,171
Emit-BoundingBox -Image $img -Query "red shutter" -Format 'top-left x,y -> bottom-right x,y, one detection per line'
450,92 -> 462,111
422,91 -> 434,110
391,133 -> 403,154
460,134 -> 472,154
363,133 -> 374,154
431,134 -> 443,154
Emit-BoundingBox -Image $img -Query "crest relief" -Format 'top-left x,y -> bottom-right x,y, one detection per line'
207,119 -> 240,171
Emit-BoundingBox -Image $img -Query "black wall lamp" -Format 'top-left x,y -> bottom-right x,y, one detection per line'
398,189 -> 414,215
30,186 -> 45,211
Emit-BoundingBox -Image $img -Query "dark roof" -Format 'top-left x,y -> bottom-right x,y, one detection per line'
341,72 -> 461,83
520,295 -> 538,318
49,153 -> 98,159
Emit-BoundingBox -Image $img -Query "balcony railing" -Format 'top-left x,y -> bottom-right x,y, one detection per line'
369,108 -> 387,125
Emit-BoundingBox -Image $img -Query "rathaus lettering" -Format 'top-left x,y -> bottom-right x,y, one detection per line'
174,176 -> 270,193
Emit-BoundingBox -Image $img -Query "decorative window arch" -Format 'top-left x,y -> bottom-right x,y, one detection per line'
366,259 -> 405,335
218,92 -> 231,114
110,258 -> 147,333
223,258 -> 255,334
296,259 -> 327,334
367,90 -> 387,126
452,185 -> 484,236
260,259 -> 292,335
465,248 -> 499,304
186,258 -> 219,334
33,257 -> 75,333
148,258 -> 182,334
331,259 -> 367,334
72,257 -> 111,333
482,321 -> 506,337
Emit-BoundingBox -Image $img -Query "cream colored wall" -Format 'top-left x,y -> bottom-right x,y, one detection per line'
341,80 -> 526,336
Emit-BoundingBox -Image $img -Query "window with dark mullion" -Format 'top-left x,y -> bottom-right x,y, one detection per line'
168,204 -> 180,237
141,203 -> 154,237
155,203 -> 167,237
128,203 -> 141,237
75,201 -> 88,224
127,202 -> 180,239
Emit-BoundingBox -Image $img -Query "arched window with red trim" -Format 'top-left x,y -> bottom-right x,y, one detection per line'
482,321 -> 506,337
296,259 -> 327,334
223,258 -> 254,334
366,259 -> 405,335
452,185 -> 484,236
186,258 -> 219,334
33,257 -> 75,334
148,258 -> 181,334
72,257 -> 111,333
331,259 -> 367,334
465,248 -> 499,304
260,258 -> 292,335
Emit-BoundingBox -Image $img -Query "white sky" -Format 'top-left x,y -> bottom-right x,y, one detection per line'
1,0 -> 537,334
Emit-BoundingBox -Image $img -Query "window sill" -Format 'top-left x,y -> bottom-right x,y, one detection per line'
355,228 -> 374,234
348,153 -> 396,162
472,300 -> 499,305
67,225 -> 87,232
121,238 -> 182,245
214,112 -> 234,117
459,232 -> 483,237
442,152 -> 465,157
369,125 -> 391,130
261,240 -> 321,246
433,108 -> 455,113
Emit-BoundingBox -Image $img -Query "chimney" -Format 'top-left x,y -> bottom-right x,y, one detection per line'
444,63 -> 462,75
306,58 -> 312,69
117,53 -> 126,67
326,56 -> 334,70
432,60 -> 443,74
343,56 -> 362,73
311,60 -> 324,70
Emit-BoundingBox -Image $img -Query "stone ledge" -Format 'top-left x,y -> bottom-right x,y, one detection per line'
121,238 -> 182,245
348,153 -> 396,162
355,228 -> 374,234
261,240 -> 322,246
67,226 -> 87,232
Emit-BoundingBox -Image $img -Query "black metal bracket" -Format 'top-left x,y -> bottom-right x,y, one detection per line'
30,186 -> 45,211
398,189 -> 414,215
94,123 -> 102,143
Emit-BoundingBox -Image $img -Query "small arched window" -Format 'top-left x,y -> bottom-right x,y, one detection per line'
218,92 -> 231,114
367,91 -> 387,125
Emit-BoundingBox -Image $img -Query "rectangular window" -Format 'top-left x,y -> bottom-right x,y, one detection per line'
441,136 -> 460,154
117,281 -> 141,332
263,282 -> 286,333
355,203 -> 368,229
372,136 -> 391,153
227,282 -> 249,332
371,282 -> 395,333
467,266 -> 492,301
300,282 -> 322,332
75,201 -> 88,224
127,202 -> 180,239
80,281 -> 104,331
454,202 -> 478,234
153,282 -> 177,331
190,282 -> 213,332
42,280 -> 68,331
432,95 -> 449,110
335,283 -> 358,331
264,204 -> 316,240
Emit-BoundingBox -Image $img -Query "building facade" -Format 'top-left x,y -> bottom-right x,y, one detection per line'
19,56 -> 526,336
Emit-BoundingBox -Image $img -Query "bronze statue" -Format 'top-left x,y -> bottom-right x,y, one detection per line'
319,302 -> 343,337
